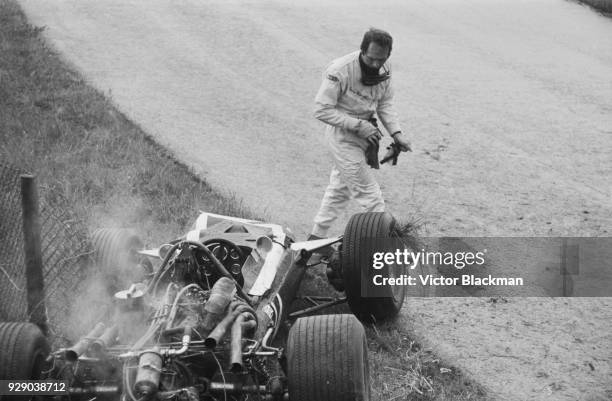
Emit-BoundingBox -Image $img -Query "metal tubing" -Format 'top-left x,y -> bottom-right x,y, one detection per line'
158,386 -> 201,399
260,327 -> 273,350
205,303 -> 254,348
90,325 -> 119,355
230,313 -> 257,372
68,385 -> 119,394
208,383 -> 266,394
288,297 -> 347,319
166,283 -> 204,329
252,351 -> 277,356
118,328 -> 192,359
165,326 -> 192,356
147,242 -> 181,294
260,327 -> 280,353
64,322 -> 106,362
201,278 -> 236,331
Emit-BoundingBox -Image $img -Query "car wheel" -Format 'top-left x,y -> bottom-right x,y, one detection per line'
91,228 -> 147,293
287,314 -> 370,401
0,322 -> 50,380
342,212 -> 405,321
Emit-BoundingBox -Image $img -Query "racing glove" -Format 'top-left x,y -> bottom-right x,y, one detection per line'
366,142 -> 380,169
355,120 -> 382,145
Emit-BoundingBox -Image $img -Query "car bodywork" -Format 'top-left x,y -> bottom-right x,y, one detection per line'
0,211 -> 407,401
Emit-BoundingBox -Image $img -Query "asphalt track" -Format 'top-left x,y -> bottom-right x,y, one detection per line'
18,0 -> 612,238
18,0 -> 612,399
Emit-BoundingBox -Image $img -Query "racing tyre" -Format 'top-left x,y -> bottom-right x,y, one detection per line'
342,212 -> 405,321
0,322 -> 50,380
287,314 -> 370,401
91,228 -> 147,293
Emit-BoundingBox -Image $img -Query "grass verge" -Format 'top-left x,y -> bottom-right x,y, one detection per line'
366,322 -> 488,400
0,0 -> 257,244
573,0 -> 612,14
0,1 -> 489,399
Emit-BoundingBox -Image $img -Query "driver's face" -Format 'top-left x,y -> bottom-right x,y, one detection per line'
361,42 -> 390,70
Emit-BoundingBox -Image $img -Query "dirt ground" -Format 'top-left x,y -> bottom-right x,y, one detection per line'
18,0 -> 612,399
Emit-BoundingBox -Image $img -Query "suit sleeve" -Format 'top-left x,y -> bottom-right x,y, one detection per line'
313,71 -> 363,132
376,79 -> 402,135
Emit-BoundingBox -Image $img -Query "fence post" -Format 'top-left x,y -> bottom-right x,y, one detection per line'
21,174 -> 48,335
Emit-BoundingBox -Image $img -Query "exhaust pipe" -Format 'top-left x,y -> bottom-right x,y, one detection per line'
201,277 -> 235,331
230,312 -> 257,373
64,323 -> 105,362
89,325 -> 119,356
204,302 -> 255,348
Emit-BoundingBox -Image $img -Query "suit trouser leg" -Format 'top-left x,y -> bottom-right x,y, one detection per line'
312,143 -> 384,237
312,165 -> 351,237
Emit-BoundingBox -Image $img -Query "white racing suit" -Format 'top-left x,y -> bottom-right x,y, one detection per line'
312,51 -> 402,238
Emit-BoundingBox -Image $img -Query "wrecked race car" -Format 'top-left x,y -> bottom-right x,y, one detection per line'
0,211 -> 408,401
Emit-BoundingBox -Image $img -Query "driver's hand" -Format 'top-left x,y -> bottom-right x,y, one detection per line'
356,120 -> 382,144
366,133 -> 381,146
392,132 -> 412,152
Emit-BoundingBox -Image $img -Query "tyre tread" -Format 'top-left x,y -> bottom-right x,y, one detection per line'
0,322 -> 49,380
287,314 -> 368,401
342,212 -> 404,321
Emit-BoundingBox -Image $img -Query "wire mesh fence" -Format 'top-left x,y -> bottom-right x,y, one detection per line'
0,163 -> 26,320
0,161 -> 93,344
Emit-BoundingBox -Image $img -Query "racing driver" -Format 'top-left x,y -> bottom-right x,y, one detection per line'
309,28 -> 412,242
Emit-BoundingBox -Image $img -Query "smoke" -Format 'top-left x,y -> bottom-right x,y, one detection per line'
62,250 -> 150,345
63,267 -> 117,342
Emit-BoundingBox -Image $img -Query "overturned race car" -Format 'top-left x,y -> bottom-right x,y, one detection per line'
0,211 -> 409,401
